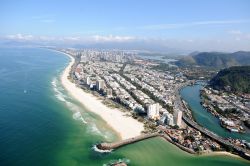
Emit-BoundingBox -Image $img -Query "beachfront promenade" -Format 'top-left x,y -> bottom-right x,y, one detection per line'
97,133 -> 160,150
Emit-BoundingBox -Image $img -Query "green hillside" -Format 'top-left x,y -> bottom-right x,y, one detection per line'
176,51 -> 250,68
209,66 -> 250,93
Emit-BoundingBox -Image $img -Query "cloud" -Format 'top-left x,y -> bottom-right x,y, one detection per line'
91,35 -> 136,42
6,34 -> 34,40
140,19 -> 250,30
227,30 -> 250,41
3,33 -> 250,52
4,34 -> 136,43
228,30 -> 242,35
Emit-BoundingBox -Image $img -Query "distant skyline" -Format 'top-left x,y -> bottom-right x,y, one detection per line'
0,0 -> 250,52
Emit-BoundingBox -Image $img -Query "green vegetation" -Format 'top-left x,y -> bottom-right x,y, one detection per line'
176,51 -> 250,68
209,66 -> 250,93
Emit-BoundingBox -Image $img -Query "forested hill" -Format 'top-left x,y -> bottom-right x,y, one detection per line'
175,51 -> 250,68
209,66 -> 250,93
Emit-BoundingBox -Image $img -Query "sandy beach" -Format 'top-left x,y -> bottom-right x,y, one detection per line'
59,52 -> 248,161
61,53 -> 144,140
202,151 -> 243,159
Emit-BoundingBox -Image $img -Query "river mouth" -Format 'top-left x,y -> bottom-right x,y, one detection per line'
180,83 -> 250,142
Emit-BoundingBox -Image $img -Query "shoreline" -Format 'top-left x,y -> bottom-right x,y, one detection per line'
202,151 -> 242,158
57,50 -> 249,162
60,52 -> 144,140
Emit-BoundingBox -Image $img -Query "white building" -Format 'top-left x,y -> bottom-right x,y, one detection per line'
160,111 -> 174,126
86,76 -> 91,85
174,110 -> 182,127
106,88 -> 112,98
166,113 -> 174,126
96,79 -> 105,91
147,103 -> 160,120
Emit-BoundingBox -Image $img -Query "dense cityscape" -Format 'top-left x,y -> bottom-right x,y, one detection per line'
59,48 -> 250,161
1,1 -> 250,166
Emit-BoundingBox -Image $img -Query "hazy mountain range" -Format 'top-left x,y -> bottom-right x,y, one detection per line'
175,51 -> 250,68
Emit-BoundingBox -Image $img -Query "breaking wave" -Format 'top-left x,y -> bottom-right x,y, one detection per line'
52,77 -> 89,125
73,111 -> 87,124
92,145 -> 112,153
52,77 -> 114,140
87,123 -> 102,135
52,78 -> 67,102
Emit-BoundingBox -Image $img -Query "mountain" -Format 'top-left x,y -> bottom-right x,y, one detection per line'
175,51 -> 250,68
209,66 -> 250,93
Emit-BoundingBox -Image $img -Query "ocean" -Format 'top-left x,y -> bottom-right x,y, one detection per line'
0,48 -> 249,166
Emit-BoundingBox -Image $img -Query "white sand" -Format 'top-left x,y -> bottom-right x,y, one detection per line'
203,151 -> 242,159
61,53 -> 144,140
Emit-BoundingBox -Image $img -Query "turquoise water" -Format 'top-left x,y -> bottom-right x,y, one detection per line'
180,84 -> 250,142
0,48 -> 249,166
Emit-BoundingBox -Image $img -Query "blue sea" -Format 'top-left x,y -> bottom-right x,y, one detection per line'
0,48 -> 249,166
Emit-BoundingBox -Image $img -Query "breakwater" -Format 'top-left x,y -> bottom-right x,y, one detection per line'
97,133 -> 160,150
96,132 -> 196,154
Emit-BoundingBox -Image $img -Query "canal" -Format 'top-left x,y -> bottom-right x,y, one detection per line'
180,83 -> 250,142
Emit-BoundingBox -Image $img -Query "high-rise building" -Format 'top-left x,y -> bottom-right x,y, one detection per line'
160,111 -> 174,126
86,76 -> 91,85
147,103 -> 160,120
166,113 -> 174,126
174,110 -> 182,127
106,88 -> 112,97
96,79 -> 105,91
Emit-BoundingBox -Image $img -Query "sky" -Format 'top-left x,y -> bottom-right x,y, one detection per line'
0,0 -> 250,52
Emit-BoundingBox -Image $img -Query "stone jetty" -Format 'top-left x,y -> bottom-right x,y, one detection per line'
97,133 -> 160,150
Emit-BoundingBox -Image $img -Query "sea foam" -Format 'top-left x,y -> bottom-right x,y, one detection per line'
73,111 -> 87,124
92,145 -> 112,153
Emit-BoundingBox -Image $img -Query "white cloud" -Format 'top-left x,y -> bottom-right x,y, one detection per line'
91,35 -> 136,42
62,36 -> 80,41
4,34 -> 137,43
3,33 -> 250,52
227,30 -> 250,40
6,34 -> 34,40
228,30 -> 242,35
